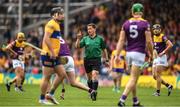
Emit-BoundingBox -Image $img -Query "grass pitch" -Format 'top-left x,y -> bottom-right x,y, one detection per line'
0,84 -> 180,106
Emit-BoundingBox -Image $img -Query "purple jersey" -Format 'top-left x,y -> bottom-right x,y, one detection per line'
10,40 -> 25,59
59,37 -> 70,56
123,18 -> 150,53
153,33 -> 168,54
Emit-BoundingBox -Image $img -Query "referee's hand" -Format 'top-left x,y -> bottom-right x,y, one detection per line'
77,31 -> 83,39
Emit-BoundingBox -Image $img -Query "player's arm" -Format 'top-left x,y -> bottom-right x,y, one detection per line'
3,42 -> 17,56
116,30 -> 125,57
159,38 -> 173,57
145,29 -> 153,59
102,48 -> 109,62
44,31 -> 56,57
75,30 -> 83,48
109,53 -> 114,71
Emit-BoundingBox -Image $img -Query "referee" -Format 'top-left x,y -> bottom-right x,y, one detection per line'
75,23 -> 109,101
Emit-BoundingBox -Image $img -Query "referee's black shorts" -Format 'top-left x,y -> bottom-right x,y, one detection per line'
84,58 -> 101,73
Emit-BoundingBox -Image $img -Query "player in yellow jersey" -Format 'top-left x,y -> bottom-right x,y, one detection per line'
39,7 -> 67,105
109,49 -> 126,93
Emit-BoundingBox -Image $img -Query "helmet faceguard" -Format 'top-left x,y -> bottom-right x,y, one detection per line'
152,24 -> 162,35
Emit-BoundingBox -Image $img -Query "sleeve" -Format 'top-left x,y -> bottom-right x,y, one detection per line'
145,21 -> 151,31
8,41 -> 15,48
80,37 -> 85,48
111,51 -> 115,58
100,37 -> 106,49
162,35 -> 168,42
45,22 -> 54,34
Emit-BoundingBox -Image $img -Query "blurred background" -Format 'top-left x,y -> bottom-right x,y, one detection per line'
0,0 -> 179,88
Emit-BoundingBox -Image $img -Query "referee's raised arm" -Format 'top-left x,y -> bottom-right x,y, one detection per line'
75,30 -> 83,48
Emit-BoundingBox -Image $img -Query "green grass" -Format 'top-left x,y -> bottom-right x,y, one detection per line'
0,84 -> 180,106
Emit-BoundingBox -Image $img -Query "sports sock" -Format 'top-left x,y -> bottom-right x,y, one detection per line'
88,88 -> 93,93
92,80 -> 98,90
120,95 -> 127,102
156,90 -> 160,93
87,80 -> 93,89
40,94 -> 45,100
50,89 -> 55,95
133,97 -> 139,104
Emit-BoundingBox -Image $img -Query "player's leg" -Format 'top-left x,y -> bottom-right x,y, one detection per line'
67,71 -> 93,93
153,66 -> 173,96
14,67 -> 23,91
118,65 -> 141,104
118,52 -> 145,106
6,76 -> 17,91
60,80 -> 65,100
39,66 -> 54,105
116,73 -> 122,93
47,64 -> 66,104
84,59 -> 93,89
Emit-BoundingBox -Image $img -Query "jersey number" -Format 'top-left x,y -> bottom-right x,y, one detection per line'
130,25 -> 138,38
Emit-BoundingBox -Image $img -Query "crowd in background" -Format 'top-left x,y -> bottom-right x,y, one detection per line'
0,0 -> 179,77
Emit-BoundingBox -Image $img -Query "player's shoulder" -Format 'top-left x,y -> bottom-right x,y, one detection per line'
46,19 -> 56,27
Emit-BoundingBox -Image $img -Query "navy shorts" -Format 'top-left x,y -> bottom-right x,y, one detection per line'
41,55 -> 61,67
112,68 -> 124,73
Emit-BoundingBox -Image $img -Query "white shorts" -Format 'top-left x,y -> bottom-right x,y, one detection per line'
12,59 -> 25,69
153,54 -> 168,67
126,52 -> 145,67
63,56 -> 75,72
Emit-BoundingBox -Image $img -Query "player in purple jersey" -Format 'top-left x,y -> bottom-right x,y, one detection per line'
152,24 -> 173,96
45,37 -> 96,104
115,3 -> 154,107
4,32 -> 27,92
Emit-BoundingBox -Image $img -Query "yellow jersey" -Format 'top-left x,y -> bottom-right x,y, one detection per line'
111,50 -> 126,69
42,19 -> 62,56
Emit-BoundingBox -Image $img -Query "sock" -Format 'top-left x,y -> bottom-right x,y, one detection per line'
92,80 -> 98,90
40,94 -> 45,100
120,95 -> 127,102
21,77 -> 25,85
62,88 -> 65,93
161,80 -> 169,87
88,88 -> 93,93
87,80 -> 93,89
133,97 -> 139,104
156,90 -> 160,93
50,89 -> 55,95
9,82 -> 13,85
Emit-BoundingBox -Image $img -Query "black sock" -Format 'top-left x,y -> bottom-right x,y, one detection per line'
156,90 -> 160,93
165,83 -> 169,87
9,82 -> 13,85
88,88 -> 93,93
50,89 -> 55,95
62,88 -> 65,93
21,77 -> 25,85
87,80 -> 93,89
92,80 -> 98,90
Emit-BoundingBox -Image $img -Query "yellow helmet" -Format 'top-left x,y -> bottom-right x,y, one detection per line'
17,32 -> 26,40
